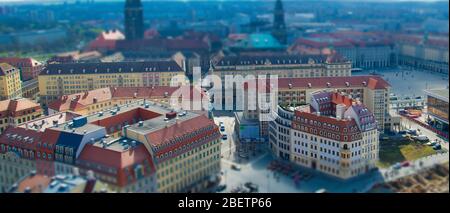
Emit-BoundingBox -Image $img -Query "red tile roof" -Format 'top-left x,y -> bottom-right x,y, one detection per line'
145,115 -> 219,153
332,92 -> 353,107
278,76 -> 390,90
47,88 -> 112,112
0,57 -> 42,67
0,98 -> 42,118
48,86 -> 206,112
78,143 -> 155,187
293,110 -> 362,142
0,127 -> 43,152
90,108 -> 161,133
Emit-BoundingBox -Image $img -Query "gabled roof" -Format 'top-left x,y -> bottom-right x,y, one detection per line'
0,57 -> 42,67
0,98 -> 41,118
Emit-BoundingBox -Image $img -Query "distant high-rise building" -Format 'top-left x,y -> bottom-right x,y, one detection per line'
124,0 -> 144,40
272,0 -> 287,45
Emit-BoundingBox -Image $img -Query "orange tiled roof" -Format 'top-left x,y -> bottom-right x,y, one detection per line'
0,98 -> 41,117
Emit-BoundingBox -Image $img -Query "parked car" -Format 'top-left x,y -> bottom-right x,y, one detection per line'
426,141 -> 437,146
222,134 -> 228,140
393,162 -> 402,170
398,130 -> 407,135
413,135 -> 429,142
401,161 -> 410,167
433,144 -> 442,150
406,129 -> 418,136
231,164 -> 241,171
244,182 -> 259,192
239,152 -> 249,159
220,126 -> 225,132
216,184 -> 227,192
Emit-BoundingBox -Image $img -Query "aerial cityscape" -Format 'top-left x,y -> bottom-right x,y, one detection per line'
0,0 -> 448,194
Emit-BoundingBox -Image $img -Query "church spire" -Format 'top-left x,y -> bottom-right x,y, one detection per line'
272,0 -> 287,45
124,0 -> 144,40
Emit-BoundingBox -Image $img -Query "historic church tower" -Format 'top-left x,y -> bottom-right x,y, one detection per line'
272,0 -> 287,45
124,0 -> 144,40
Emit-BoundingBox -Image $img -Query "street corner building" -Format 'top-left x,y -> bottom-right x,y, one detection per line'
269,90 -> 380,179
0,100 -> 221,193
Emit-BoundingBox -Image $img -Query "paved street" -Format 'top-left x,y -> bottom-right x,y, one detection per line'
355,67 -> 449,98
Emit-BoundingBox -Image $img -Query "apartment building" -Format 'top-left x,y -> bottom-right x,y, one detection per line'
38,61 -> 186,104
0,63 -> 22,101
212,54 -> 352,80
0,99 -> 220,193
269,91 -> 379,179
0,57 -> 44,81
0,98 -> 42,134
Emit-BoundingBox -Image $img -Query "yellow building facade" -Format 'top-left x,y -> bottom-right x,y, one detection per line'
0,63 -> 22,101
39,61 -> 186,104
